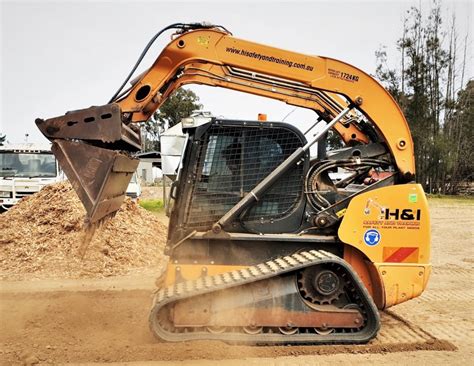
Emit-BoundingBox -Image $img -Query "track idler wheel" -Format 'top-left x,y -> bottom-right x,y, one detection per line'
207,326 -> 227,334
278,326 -> 298,335
314,327 -> 335,335
243,326 -> 263,335
297,264 -> 345,305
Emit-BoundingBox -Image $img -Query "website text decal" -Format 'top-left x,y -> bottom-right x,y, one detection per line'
226,47 -> 314,71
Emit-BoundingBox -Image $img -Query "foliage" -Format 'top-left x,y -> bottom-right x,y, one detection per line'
327,130 -> 344,150
375,1 -> 472,194
443,80 -> 474,193
139,199 -> 164,212
142,88 -> 202,151
0,134 -> 5,146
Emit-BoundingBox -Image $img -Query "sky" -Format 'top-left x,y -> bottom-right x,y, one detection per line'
0,0 -> 472,143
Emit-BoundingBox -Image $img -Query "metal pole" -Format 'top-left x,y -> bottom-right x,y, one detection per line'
163,175 -> 167,209
303,117 -> 323,135
302,107 -> 352,151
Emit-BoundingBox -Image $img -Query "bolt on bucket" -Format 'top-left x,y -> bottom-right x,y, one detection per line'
36,103 -> 141,224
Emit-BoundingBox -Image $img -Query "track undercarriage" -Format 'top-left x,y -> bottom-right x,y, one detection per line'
149,250 -> 380,344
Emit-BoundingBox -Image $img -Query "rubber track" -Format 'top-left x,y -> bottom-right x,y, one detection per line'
149,250 -> 381,344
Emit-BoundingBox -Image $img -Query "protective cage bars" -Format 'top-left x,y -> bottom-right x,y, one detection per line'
184,123 -> 306,229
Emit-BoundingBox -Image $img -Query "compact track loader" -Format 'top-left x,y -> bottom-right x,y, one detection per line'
36,23 -> 431,344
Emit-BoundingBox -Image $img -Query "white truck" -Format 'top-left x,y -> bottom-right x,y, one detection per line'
0,143 -> 65,210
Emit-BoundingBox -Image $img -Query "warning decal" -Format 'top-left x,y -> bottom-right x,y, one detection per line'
383,247 -> 419,263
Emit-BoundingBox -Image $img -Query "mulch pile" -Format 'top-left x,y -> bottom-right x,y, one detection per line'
0,181 -> 168,280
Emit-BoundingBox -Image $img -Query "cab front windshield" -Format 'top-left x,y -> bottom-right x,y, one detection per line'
0,153 -> 57,178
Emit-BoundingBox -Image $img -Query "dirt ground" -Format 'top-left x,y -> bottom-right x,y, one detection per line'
1,198 -> 473,365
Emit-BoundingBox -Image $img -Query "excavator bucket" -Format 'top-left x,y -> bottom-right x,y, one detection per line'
51,140 -> 139,224
36,104 -> 141,224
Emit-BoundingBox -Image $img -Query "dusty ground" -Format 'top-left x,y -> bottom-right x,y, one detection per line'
0,197 -> 472,365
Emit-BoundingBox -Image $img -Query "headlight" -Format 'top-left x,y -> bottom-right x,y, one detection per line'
181,117 -> 195,128
0,191 -> 10,198
181,115 -> 212,128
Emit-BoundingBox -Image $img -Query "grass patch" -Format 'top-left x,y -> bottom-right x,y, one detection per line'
139,199 -> 165,212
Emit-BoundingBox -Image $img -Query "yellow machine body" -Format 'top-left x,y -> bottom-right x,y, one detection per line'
35,23 -> 431,344
339,184 -> 431,308
163,183 -> 431,310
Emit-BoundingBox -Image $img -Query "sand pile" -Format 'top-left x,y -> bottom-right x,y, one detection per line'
0,181 -> 168,280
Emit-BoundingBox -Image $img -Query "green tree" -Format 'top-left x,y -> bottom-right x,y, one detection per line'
375,1 -> 471,194
443,80 -> 474,193
154,88 -> 203,128
142,88 -> 202,151
0,134 -> 5,146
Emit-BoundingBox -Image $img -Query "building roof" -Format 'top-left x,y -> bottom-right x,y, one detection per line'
135,151 -> 161,159
0,143 -> 52,152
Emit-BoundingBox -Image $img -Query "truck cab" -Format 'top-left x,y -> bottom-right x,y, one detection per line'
0,143 -> 64,210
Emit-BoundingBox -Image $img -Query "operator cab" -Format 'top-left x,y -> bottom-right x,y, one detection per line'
166,115 -> 394,250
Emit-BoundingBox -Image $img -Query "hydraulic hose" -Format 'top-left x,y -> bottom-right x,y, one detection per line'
108,23 -> 231,104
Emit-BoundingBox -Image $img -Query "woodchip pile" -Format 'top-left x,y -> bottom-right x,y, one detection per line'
0,182 -> 167,280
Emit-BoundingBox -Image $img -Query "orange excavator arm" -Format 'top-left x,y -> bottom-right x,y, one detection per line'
36,23 -> 415,224
115,27 -> 414,176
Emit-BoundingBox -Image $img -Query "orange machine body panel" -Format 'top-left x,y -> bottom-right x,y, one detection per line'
116,29 -> 415,176
339,184 -> 431,308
